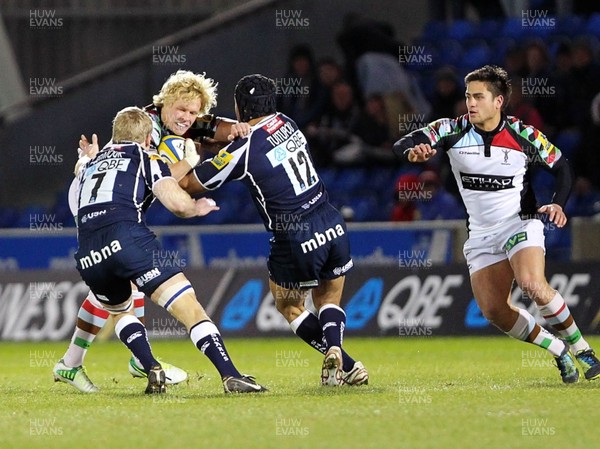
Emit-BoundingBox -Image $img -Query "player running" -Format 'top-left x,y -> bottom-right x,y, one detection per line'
69,106 -> 267,394
179,74 -> 368,386
55,70 -> 250,392
393,65 -> 600,383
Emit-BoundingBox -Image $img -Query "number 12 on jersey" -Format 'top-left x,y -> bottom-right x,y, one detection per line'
266,130 -> 319,196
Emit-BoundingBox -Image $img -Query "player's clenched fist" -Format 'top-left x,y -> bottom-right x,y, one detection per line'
408,143 -> 437,162
227,122 -> 251,141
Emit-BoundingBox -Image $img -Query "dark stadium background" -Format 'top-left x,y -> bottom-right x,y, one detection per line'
0,0 -> 599,341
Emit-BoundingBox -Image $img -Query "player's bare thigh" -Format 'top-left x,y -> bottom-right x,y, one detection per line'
150,272 -> 209,329
470,259 -> 516,331
509,246 -> 554,304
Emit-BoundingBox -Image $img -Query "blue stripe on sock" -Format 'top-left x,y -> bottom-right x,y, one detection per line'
78,309 -> 107,327
164,285 -> 192,310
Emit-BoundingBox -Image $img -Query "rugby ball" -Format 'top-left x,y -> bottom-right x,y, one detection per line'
157,135 -> 185,164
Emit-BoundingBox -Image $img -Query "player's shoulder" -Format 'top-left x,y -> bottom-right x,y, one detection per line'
505,114 -> 535,130
427,114 -> 470,135
255,112 -> 296,134
143,148 -> 165,162
143,104 -> 159,116
504,114 -> 544,141
144,105 -> 163,137
105,141 -> 152,159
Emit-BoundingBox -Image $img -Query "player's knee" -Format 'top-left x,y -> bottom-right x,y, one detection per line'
274,295 -> 303,321
515,274 -> 547,300
478,300 -> 509,324
274,296 -> 292,316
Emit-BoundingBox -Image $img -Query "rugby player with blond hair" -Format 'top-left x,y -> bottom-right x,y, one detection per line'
54,70 -> 251,392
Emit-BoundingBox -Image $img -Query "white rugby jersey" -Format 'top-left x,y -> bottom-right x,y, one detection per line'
394,114 -> 572,235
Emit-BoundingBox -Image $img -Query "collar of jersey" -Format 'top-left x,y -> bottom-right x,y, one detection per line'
251,113 -> 279,130
471,112 -> 506,137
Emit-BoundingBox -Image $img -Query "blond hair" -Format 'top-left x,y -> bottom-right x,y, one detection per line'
152,70 -> 218,115
112,106 -> 152,143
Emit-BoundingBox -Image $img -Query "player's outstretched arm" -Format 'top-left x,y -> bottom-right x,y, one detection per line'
179,171 -> 207,195
153,178 -> 218,218
392,127 -> 437,162
214,118 -> 251,142
406,143 -> 437,162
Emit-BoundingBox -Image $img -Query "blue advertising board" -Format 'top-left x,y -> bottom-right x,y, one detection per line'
0,225 -> 455,270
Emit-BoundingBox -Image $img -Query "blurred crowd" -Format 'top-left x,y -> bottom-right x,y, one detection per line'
3,7 -> 600,233
275,10 -> 600,226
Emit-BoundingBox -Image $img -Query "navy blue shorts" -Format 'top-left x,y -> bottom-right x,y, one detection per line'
75,221 -> 181,305
267,202 -> 353,288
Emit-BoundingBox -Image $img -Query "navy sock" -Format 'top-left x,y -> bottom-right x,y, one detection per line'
319,304 -> 346,348
190,321 -> 241,379
115,316 -> 158,372
293,310 -> 355,372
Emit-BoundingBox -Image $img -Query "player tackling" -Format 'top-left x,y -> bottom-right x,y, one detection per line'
394,65 -> 600,383
54,70 -> 251,392
69,106 -> 267,394
179,74 -> 368,386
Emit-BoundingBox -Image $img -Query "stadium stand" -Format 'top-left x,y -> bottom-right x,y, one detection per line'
2,7 -> 600,234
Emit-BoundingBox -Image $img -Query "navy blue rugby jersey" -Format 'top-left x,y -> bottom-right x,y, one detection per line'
76,141 -> 172,230
192,113 -> 327,231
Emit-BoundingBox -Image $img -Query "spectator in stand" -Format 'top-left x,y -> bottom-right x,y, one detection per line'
429,66 -> 464,120
317,58 -> 345,115
546,42 -> 573,132
524,41 -> 552,79
554,42 -> 573,78
277,44 -> 327,129
415,170 -> 465,221
306,81 -> 361,167
565,177 -> 600,218
338,94 -> 397,165
507,77 -> 545,130
336,13 -> 400,100
573,91 -> 600,190
352,94 -> 393,150
566,38 -> 600,129
523,41 -> 561,133
390,173 -> 420,222
336,12 -> 431,135
504,46 -> 528,79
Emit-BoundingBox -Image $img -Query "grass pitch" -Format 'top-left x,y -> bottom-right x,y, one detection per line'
1,336 -> 598,449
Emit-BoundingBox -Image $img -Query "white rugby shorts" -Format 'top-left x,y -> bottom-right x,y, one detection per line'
463,217 -> 545,275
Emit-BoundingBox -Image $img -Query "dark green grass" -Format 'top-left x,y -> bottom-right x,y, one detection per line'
1,336 -> 598,449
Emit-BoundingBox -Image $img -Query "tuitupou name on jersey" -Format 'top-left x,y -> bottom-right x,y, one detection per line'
266,121 -> 296,147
